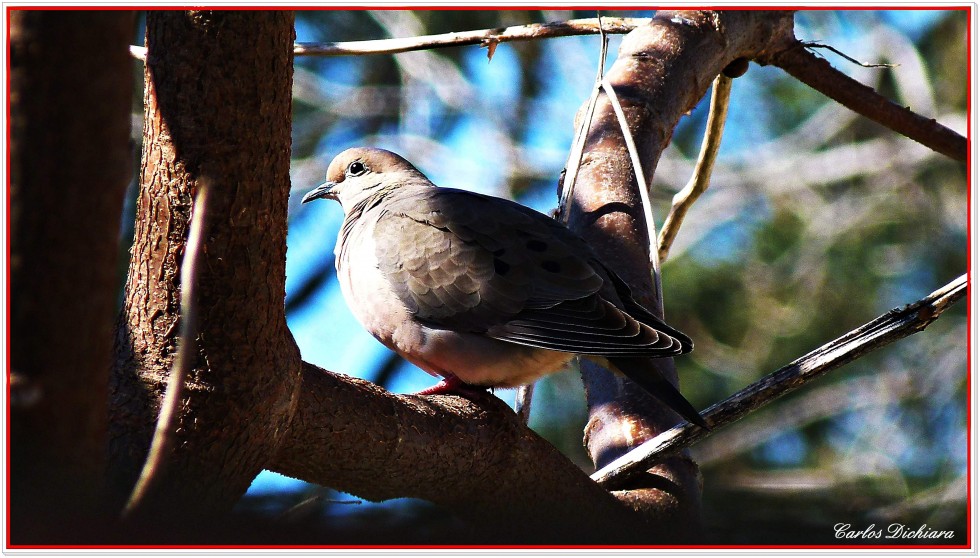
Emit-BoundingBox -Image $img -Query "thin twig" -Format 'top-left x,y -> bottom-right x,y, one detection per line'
515,383 -> 534,425
658,74 -> 733,262
771,41 -> 966,162
693,346 -> 960,465
556,18 -> 609,223
591,273 -> 966,488
294,17 -> 643,57
129,17 -> 639,62
123,182 -> 209,518
602,78 -> 664,305
278,490 -> 363,523
803,41 -> 899,68
599,76 -> 665,305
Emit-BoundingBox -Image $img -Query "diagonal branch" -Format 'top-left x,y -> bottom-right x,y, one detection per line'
556,21 -> 609,223
601,76 -> 664,302
592,273 -> 967,489
269,365 -> 661,543
768,41 -> 967,162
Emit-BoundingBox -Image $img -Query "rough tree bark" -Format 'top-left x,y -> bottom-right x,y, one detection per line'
9,11 -> 136,543
272,363 -> 653,543
109,11 -> 301,519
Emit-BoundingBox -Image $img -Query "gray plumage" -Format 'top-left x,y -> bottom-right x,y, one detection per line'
302,147 -> 706,428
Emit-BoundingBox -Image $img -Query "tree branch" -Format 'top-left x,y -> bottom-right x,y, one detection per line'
294,17 -> 646,57
768,41 -> 967,162
658,73 -> 733,262
269,363 -> 663,543
129,17 -> 649,61
592,273 -> 967,489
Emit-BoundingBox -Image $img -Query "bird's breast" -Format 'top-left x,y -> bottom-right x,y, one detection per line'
414,329 -> 575,387
335,216 -> 413,348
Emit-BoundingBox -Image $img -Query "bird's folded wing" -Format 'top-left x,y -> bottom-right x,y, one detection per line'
595,260 -> 695,352
371,188 -> 687,357
490,297 -> 686,356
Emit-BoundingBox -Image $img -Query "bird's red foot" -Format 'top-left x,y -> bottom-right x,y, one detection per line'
415,375 -> 490,398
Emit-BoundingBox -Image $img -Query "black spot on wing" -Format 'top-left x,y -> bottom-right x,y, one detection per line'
526,239 -> 548,252
493,258 -> 510,276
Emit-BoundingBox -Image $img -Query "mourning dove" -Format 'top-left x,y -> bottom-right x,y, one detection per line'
302,147 -> 706,428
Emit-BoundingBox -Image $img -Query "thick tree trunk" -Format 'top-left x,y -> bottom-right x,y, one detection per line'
9,10 -> 136,543
109,10 -> 300,519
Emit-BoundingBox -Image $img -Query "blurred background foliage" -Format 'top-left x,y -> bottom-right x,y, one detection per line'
125,9 -> 967,544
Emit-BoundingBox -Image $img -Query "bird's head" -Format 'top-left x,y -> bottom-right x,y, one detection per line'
302,147 -> 428,213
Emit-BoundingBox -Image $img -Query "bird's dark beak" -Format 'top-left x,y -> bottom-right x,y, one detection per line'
302,181 -> 338,204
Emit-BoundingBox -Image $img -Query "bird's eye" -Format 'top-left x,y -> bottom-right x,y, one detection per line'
347,161 -> 367,176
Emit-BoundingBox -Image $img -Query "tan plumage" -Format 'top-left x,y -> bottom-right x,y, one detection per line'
302,147 -> 706,428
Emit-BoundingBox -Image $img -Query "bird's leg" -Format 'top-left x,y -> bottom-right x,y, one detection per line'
415,374 -> 490,398
415,376 -> 463,395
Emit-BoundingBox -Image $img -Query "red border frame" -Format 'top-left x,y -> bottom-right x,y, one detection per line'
4,4 -> 974,551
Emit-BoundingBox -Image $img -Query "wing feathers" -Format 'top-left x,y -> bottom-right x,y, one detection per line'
372,186 -> 690,356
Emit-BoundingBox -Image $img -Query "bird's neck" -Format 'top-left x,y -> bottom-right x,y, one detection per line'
335,192 -> 385,266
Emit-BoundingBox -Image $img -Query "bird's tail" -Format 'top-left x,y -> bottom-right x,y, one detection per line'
607,357 -> 709,429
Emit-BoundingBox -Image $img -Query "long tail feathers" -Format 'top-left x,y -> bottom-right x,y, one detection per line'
607,357 -> 709,430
